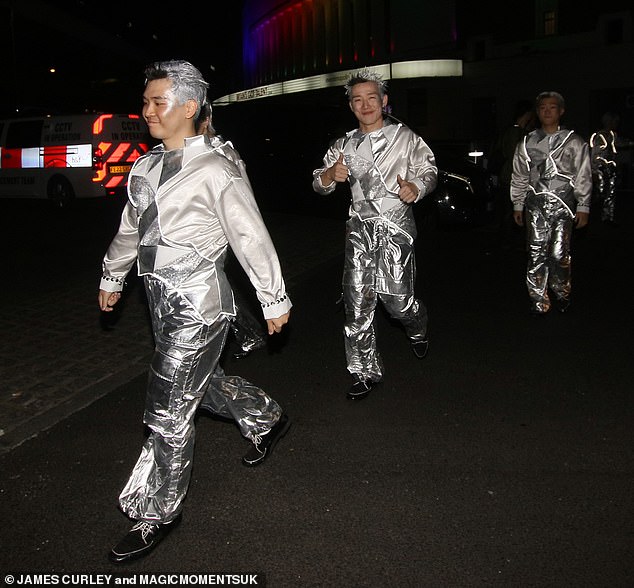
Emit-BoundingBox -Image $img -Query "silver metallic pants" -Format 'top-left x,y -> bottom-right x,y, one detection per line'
119,277 -> 281,524
594,167 -> 616,222
343,216 -> 428,382
231,303 -> 266,354
525,194 -> 574,313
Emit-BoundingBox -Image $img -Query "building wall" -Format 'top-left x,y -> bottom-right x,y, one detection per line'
240,1 -> 634,146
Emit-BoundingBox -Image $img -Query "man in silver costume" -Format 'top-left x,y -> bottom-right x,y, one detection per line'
511,91 -> 592,316
590,112 -> 619,225
312,69 -> 437,400
98,60 -> 292,564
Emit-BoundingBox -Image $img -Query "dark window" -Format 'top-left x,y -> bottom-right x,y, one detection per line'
544,10 -> 556,35
5,120 -> 43,148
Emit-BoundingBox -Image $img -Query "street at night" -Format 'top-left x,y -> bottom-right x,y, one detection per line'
0,192 -> 632,585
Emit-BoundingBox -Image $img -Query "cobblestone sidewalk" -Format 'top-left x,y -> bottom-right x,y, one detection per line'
0,212 -> 344,453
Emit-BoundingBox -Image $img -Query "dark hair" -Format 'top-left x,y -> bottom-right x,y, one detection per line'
513,99 -> 534,120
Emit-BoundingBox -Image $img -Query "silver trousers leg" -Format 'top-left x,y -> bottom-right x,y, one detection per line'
525,197 -> 573,312
344,287 -> 428,382
601,172 -> 616,222
119,280 -> 280,524
343,217 -> 427,382
231,303 -> 266,353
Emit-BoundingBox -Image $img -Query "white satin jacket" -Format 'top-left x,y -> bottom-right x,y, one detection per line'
100,135 -> 291,323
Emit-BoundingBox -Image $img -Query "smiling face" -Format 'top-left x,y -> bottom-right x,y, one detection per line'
142,78 -> 197,150
349,81 -> 388,133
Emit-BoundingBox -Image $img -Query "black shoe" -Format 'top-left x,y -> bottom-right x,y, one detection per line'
233,340 -> 266,360
411,337 -> 429,359
347,375 -> 374,400
242,413 -> 290,467
529,304 -> 548,317
109,514 -> 182,564
555,297 -> 571,313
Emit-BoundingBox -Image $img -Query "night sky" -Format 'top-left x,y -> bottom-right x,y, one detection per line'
2,0 -> 244,116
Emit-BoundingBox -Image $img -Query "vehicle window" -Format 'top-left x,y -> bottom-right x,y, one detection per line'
5,120 -> 44,148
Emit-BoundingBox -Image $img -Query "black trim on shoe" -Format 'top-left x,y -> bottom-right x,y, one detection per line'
555,297 -> 571,313
242,413 -> 291,467
347,376 -> 373,400
109,514 -> 182,564
411,337 -> 429,359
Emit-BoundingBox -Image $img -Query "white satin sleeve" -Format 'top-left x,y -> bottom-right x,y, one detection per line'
213,168 -> 292,320
100,200 -> 139,292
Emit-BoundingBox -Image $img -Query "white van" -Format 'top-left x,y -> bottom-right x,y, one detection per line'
0,114 -> 150,206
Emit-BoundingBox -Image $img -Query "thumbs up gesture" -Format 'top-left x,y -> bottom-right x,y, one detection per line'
397,174 -> 420,204
324,152 -> 349,185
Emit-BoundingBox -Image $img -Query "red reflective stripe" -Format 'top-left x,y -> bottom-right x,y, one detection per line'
105,175 -> 125,188
92,114 -> 113,135
43,145 -> 67,168
1,148 -> 22,168
108,142 -> 129,162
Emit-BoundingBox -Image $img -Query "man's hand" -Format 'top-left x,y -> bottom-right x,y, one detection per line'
575,211 -> 589,229
513,210 -> 524,226
396,174 -> 419,203
321,152 -> 348,185
98,289 -> 121,312
266,311 -> 290,335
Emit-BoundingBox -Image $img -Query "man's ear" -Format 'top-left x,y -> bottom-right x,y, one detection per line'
382,94 -> 388,109
185,99 -> 198,119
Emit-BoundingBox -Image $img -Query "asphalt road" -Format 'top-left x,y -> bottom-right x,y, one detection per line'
0,194 -> 632,587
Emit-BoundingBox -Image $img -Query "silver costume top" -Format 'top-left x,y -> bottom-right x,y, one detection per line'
312,119 -> 438,224
511,127 -> 592,215
100,134 -> 291,322
590,130 -> 617,171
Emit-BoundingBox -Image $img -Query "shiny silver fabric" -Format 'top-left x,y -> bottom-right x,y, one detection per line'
206,136 -> 266,354
231,303 -> 266,354
511,127 -> 592,312
120,289 -> 281,523
313,119 -> 437,382
590,130 -> 617,222
101,135 -> 291,523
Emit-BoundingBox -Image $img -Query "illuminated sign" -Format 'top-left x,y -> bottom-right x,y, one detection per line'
214,60 -> 462,106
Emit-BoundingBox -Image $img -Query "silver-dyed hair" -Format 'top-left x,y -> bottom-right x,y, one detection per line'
344,68 -> 388,99
536,91 -> 565,109
144,60 -> 209,118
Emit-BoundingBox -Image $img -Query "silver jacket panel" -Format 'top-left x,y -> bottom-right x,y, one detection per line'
100,135 -> 291,322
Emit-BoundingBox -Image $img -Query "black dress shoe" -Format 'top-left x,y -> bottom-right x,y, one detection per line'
242,413 -> 290,467
109,514 -> 182,564
555,297 -> 571,313
529,305 -> 548,317
347,376 -> 373,400
233,340 -> 267,360
411,337 -> 429,359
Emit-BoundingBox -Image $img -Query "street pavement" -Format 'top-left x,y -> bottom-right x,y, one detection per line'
0,195 -> 632,586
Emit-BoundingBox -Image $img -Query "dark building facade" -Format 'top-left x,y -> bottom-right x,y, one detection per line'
217,0 -> 633,149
